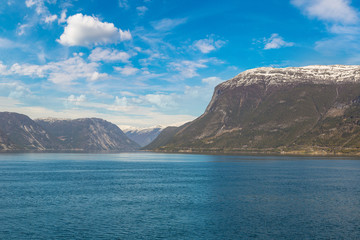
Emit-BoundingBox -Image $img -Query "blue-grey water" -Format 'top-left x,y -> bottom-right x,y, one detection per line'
1,153 -> 360,239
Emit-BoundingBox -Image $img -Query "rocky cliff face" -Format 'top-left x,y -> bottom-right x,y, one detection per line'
147,65 -> 360,156
0,112 -> 140,152
0,129 -> 16,151
36,118 -> 140,152
0,112 -> 60,151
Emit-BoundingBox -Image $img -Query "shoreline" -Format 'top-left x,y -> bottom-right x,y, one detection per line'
1,149 -> 360,158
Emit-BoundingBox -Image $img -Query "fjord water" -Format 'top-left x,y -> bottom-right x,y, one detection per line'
1,153 -> 360,239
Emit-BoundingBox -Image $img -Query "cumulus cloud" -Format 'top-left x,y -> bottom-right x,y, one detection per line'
119,29 -> 132,41
169,60 -> 208,78
151,18 -> 187,31
57,13 -> 131,46
114,66 -> 139,76
89,47 -> 131,62
194,36 -> 226,53
264,34 -> 294,50
136,6 -> 148,16
291,0 -> 359,24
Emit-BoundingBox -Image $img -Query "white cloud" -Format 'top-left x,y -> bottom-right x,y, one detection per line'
314,35 -> 360,55
0,82 -> 31,99
194,37 -> 226,53
114,66 -> 139,76
58,10 -> 67,24
57,13 -> 131,46
120,91 -> 137,97
169,60 -> 208,78
10,63 -> 47,77
118,0 -> 129,9
17,23 -> 30,36
44,14 -> 57,23
89,47 -> 131,62
0,38 -> 22,48
7,56 -> 105,85
329,25 -> 360,34
0,62 -> 9,75
136,6 -> 148,16
25,0 -> 58,24
90,72 -> 108,81
202,76 -> 223,86
114,96 -> 128,106
67,94 -> 86,105
151,18 -> 187,31
292,0 -> 360,58
119,29 -> 132,41
264,33 -> 294,50
291,0 -> 359,24
140,93 -> 177,108
25,0 -> 45,14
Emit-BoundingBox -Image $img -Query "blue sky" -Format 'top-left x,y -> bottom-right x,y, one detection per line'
0,0 -> 360,128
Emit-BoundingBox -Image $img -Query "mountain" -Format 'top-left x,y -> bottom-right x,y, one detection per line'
0,112 -> 140,152
142,126 -> 183,149
0,112 -> 60,151
124,126 -> 164,147
36,118 -> 140,152
145,65 -> 360,156
0,129 -> 16,151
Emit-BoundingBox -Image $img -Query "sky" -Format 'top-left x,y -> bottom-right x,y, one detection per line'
0,0 -> 360,129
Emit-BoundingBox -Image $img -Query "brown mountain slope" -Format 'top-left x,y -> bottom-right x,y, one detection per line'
146,65 -> 360,156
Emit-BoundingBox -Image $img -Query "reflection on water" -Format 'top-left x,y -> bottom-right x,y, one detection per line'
0,153 -> 360,239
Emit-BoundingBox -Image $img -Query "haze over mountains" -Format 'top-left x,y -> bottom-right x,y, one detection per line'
145,65 -> 360,156
1,65 -> 360,155
123,127 -> 165,147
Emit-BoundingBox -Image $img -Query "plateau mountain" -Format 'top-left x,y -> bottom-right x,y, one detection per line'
145,65 -> 360,156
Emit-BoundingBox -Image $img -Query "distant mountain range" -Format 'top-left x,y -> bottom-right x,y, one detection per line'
144,65 -> 360,156
2,65 -> 360,156
0,112 -> 139,152
123,126 -> 165,147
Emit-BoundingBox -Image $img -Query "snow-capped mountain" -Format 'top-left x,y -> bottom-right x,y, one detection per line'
145,65 -> 360,156
123,126 -> 165,147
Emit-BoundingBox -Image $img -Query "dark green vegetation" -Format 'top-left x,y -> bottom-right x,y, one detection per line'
0,112 -> 139,152
144,67 -> 360,156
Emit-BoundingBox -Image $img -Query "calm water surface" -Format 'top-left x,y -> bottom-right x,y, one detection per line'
1,153 -> 360,239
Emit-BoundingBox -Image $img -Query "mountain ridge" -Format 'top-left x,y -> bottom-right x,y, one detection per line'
145,65 -> 360,156
123,126 -> 165,147
0,112 -> 140,152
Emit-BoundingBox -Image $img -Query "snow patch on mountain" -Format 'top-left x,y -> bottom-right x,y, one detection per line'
222,65 -> 360,88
